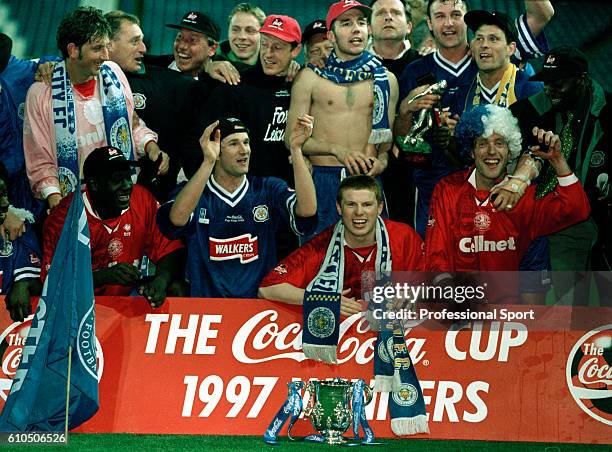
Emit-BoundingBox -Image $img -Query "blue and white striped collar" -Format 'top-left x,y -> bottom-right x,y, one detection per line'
207,174 -> 249,207
433,51 -> 472,78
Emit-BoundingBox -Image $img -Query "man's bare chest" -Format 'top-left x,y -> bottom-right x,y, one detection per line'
313,79 -> 374,111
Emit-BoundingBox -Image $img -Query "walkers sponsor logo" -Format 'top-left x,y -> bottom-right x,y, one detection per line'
566,325 -> 612,425
459,236 -> 516,253
209,234 -> 258,264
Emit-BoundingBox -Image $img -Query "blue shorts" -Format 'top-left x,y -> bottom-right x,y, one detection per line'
519,236 -> 551,293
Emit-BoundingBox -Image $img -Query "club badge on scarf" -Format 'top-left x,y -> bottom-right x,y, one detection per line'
372,317 -> 429,435
307,50 -> 391,144
302,218 -> 391,364
51,61 -> 135,196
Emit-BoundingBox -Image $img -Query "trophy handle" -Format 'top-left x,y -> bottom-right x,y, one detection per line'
363,384 -> 373,406
303,382 -> 315,417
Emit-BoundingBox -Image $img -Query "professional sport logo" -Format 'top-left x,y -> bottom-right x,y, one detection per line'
372,85 -> 384,125
0,239 -> 13,257
566,325 -> 612,425
0,316 -> 105,403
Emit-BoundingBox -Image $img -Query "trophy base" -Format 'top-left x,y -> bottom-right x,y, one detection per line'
321,431 -> 347,445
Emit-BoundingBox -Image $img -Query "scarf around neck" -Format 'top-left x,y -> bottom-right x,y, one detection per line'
52,61 -> 135,196
307,50 -> 392,144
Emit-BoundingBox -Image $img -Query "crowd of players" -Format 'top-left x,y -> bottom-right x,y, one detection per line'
0,0 -> 609,321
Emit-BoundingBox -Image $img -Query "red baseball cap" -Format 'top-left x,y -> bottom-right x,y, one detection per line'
326,0 -> 371,30
259,15 -> 301,44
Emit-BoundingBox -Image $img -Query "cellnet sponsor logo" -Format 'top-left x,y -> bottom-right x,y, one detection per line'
459,235 -> 516,253
209,234 -> 258,264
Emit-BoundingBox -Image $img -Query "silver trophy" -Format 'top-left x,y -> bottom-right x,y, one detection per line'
401,80 -> 448,158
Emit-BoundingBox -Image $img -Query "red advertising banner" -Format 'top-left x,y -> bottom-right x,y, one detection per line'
0,297 -> 610,443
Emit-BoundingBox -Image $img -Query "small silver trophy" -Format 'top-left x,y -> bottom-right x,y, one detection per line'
401,80 -> 448,162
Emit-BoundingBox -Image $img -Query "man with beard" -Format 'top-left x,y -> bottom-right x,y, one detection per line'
503,47 -> 611,300
42,146 -> 185,306
286,0 -> 398,243
394,0 -> 553,237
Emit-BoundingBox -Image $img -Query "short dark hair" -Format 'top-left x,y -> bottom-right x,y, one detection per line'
337,175 -> 383,204
105,10 -> 140,40
427,0 -> 469,19
57,7 -> 111,58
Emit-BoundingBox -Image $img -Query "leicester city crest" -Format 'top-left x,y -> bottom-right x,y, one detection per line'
133,93 -> 147,110
58,166 -> 79,196
377,336 -> 395,364
110,117 -> 130,154
372,84 -> 384,125
392,383 -> 418,407
253,205 -> 269,222
307,307 -> 336,339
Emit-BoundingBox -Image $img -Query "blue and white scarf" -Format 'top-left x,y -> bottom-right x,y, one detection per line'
51,61 -> 134,195
302,218 -> 391,363
307,50 -> 392,144
371,299 -> 429,435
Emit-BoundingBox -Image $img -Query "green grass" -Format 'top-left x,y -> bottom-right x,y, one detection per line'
2,434 -> 609,451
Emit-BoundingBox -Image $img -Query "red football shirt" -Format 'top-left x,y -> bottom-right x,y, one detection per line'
42,185 -> 184,295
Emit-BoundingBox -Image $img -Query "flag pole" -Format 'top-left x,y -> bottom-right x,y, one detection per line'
64,345 -> 72,440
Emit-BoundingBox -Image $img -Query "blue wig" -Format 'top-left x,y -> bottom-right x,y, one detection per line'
455,104 -> 522,162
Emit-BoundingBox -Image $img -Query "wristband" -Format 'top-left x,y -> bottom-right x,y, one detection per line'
508,174 -> 531,186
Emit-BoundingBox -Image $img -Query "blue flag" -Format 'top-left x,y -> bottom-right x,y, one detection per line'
0,192 -> 98,431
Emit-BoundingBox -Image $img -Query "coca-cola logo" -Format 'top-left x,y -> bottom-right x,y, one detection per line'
0,316 -> 105,404
231,310 -> 426,365
566,325 -> 612,425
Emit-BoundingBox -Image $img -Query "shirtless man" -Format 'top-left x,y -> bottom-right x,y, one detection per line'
286,0 -> 398,242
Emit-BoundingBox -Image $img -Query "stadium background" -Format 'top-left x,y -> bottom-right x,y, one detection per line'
0,1 -> 610,450
1,0 -> 611,91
